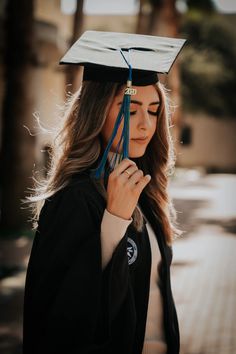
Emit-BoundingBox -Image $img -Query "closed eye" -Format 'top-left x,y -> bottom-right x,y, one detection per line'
148,111 -> 158,116
129,101 -> 160,116
130,110 -> 158,116
148,104 -> 160,115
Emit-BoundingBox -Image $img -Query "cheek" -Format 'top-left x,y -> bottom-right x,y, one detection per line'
151,118 -> 157,135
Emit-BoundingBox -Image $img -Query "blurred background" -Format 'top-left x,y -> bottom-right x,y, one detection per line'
0,0 -> 235,353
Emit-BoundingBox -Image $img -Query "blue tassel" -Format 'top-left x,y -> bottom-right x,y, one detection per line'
90,50 -> 133,180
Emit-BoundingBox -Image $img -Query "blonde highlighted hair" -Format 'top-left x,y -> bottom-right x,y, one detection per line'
27,81 -> 183,245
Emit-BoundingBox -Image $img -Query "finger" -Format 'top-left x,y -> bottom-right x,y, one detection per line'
127,169 -> 144,185
120,164 -> 139,180
134,174 -> 151,193
113,158 -> 136,176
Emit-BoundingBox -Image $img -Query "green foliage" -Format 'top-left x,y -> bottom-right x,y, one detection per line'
186,0 -> 215,13
180,13 -> 236,118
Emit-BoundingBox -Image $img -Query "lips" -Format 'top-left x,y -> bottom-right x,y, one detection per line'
132,137 -> 148,140
132,137 -> 149,144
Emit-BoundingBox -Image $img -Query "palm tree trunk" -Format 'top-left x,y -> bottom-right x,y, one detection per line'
1,0 -> 35,233
147,0 -> 183,152
136,0 -> 149,34
65,0 -> 84,93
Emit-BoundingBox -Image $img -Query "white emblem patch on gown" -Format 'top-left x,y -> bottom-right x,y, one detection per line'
127,237 -> 138,265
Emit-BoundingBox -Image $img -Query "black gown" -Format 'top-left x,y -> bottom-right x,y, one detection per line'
23,169 -> 180,354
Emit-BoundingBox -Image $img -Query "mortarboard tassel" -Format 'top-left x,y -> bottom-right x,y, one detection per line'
90,49 -> 137,180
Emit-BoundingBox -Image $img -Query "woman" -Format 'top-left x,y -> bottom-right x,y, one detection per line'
23,31 -> 185,354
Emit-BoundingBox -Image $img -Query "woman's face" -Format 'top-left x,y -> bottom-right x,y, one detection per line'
101,84 -> 160,158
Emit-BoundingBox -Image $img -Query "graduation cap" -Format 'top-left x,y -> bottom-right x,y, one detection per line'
59,31 -> 186,179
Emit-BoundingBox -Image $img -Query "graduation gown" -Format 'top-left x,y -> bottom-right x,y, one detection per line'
23,169 -> 180,354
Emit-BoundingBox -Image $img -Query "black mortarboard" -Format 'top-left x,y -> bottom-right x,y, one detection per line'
60,30 -> 186,86
59,31 -> 186,179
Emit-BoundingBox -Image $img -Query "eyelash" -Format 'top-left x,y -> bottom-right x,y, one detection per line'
130,111 -> 157,116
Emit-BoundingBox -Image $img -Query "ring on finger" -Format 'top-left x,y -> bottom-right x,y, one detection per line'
124,170 -> 131,176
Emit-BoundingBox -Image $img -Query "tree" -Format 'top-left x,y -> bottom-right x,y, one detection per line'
141,0 -> 183,145
65,0 -> 84,93
186,0 -> 215,12
180,6 -> 236,117
136,0 -> 149,34
0,0 -> 36,233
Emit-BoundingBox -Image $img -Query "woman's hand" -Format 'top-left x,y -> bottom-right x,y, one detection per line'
106,158 -> 151,220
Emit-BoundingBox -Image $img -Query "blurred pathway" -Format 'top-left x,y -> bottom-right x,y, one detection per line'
170,170 -> 236,354
0,237 -> 30,354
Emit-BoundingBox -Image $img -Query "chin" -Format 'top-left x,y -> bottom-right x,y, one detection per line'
128,148 -> 146,158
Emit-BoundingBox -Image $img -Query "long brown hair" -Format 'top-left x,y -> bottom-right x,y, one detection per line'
27,80 -> 183,245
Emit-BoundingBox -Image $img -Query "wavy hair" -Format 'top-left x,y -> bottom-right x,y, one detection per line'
27,80 -> 183,245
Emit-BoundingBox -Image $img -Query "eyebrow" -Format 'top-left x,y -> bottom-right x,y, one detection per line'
118,100 -> 160,106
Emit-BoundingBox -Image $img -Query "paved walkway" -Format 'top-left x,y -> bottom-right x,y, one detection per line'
0,170 -> 235,354
0,237 -> 30,354
172,226 -> 236,354
170,171 -> 236,354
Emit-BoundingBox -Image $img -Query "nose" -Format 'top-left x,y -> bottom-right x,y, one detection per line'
137,110 -> 152,130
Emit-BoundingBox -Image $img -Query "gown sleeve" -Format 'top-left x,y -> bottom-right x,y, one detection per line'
23,183 -> 132,354
100,208 -> 133,270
